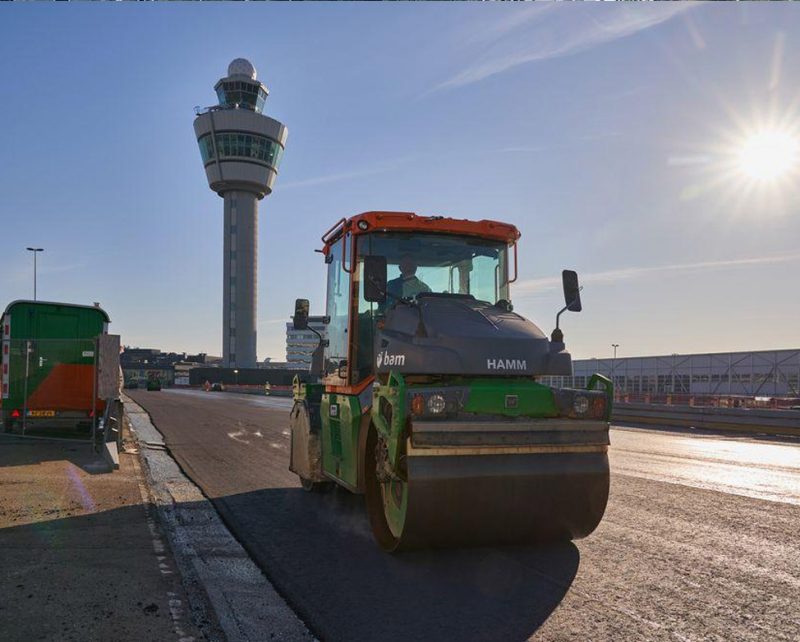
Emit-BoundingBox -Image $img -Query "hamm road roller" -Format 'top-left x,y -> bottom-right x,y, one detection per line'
289,211 -> 612,551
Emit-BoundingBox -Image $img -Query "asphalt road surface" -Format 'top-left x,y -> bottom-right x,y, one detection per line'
128,389 -> 800,642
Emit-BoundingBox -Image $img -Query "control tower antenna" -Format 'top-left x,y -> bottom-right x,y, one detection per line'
194,58 -> 288,368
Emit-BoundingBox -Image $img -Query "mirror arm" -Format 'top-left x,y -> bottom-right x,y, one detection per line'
552,287 -> 583,343
308,325 -> 327,349
552,305 -> 568,343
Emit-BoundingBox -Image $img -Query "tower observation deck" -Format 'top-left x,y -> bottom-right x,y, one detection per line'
194,58 -> 288,368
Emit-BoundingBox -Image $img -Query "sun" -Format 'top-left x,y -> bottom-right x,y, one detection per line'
737,129 -> 799,181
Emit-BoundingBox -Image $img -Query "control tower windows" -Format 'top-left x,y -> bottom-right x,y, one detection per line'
215,81 -> 269,113
198,133 -> 283,170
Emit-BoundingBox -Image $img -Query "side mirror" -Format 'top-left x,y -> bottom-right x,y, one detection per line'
562,270 -> 582,312
363,255 -> 387,303
293,299 -> 309,330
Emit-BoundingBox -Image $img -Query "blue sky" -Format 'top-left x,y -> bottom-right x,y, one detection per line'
1,4 -> 798,361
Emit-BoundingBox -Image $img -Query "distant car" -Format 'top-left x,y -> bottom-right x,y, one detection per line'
146,380 -> 162,391
124,381 -> 140,390
211,382 -> 225,392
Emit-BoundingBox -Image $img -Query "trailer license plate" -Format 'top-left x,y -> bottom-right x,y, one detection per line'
28,410 -> 55,417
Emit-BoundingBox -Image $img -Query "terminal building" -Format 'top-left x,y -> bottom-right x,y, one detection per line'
285,316 -> 327,370
543,348 -> 800,398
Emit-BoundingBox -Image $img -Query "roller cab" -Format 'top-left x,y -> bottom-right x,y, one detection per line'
289,212 -> 613,551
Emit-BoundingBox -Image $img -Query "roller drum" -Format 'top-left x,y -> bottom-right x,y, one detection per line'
365,427 -> 610,551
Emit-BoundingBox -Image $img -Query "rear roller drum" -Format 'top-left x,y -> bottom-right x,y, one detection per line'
364,426 -> 409,552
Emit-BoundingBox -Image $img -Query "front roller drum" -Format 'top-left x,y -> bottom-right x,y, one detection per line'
365,429 -> 610,551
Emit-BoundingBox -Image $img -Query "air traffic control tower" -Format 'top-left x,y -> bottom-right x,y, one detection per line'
194,58 -> 287,368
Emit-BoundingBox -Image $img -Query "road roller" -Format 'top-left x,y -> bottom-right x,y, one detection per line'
289,211 -> 612,551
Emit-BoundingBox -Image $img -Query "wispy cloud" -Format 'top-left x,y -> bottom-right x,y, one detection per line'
280,166 -> 394,190
1,260 -> 87,286
458,4 -> 558,47
429,6 -> 695,94
667,154 -> 713,167
516,254 -> 800,296
280,155 -> 416,190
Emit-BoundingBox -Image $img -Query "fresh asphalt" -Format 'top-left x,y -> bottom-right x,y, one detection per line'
128,388 -> 800,642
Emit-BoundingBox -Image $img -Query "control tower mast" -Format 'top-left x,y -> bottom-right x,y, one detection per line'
194,58 -> 287,368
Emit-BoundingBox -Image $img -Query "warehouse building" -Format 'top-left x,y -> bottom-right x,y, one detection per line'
544,348 -> 800,398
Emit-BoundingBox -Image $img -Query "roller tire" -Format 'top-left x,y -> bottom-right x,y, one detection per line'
364,425 -> 407,552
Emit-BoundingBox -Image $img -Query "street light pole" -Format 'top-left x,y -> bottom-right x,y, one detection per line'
611,343 -> 620,393
26,247 -> 44,301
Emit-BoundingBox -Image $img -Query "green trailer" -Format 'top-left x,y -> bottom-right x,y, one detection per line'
289,212 -> 613,551
1,300 -> 111,434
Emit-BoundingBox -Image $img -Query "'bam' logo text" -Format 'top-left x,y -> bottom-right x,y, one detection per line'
377,351 -> 406,368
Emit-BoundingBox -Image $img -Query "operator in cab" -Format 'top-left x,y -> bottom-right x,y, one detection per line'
387,255 -> 431,302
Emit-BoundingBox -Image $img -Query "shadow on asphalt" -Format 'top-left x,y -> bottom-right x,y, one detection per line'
0,434 -> 109,474
213,486 -> 579,642
0,504 -> 192,639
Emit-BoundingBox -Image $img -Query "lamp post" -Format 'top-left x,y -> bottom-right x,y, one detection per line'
26,247 -> 43,301
611,343 -> 619,394
234,368 -> 239,386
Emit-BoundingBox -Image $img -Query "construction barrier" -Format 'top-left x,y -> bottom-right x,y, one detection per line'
613,403 -> 800,437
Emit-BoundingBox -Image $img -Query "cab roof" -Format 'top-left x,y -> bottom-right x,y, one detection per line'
3,300 -> 111,323
321,211 -> 520,253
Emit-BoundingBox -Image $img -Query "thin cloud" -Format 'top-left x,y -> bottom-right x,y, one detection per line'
493,145 -> 550,154
280,166 -> 393,190
667,154 -> 713,167
280,155 -> 415,190
458,4 -> 558,47
1,260 -> 87,286
516,254 -> 800,295
429,5 -> 695,94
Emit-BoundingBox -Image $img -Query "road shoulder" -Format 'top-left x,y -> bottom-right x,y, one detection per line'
0,428 -> 200,641
123,394 -> 313,642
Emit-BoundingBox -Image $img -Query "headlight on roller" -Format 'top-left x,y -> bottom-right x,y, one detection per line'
573,395 -> 589,416
407,387 -> 468,419
553,388 -> 608,420
426,393 -> 447,415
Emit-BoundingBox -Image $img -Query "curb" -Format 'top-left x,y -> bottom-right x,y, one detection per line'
122,395 -> 314,642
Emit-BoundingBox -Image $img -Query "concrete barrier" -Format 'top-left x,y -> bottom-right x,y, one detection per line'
613,403 -> 800,437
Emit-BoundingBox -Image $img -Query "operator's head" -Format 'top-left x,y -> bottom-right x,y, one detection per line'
398,255 -> 418,278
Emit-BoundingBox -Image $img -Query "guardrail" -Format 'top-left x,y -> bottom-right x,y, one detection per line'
614,392 -> 800,411
613,402 -> 800,437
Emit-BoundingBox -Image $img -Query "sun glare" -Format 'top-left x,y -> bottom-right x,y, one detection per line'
737,129 -> 799,181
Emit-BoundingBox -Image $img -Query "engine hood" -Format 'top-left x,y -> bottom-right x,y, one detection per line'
374,294 -> 572,376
